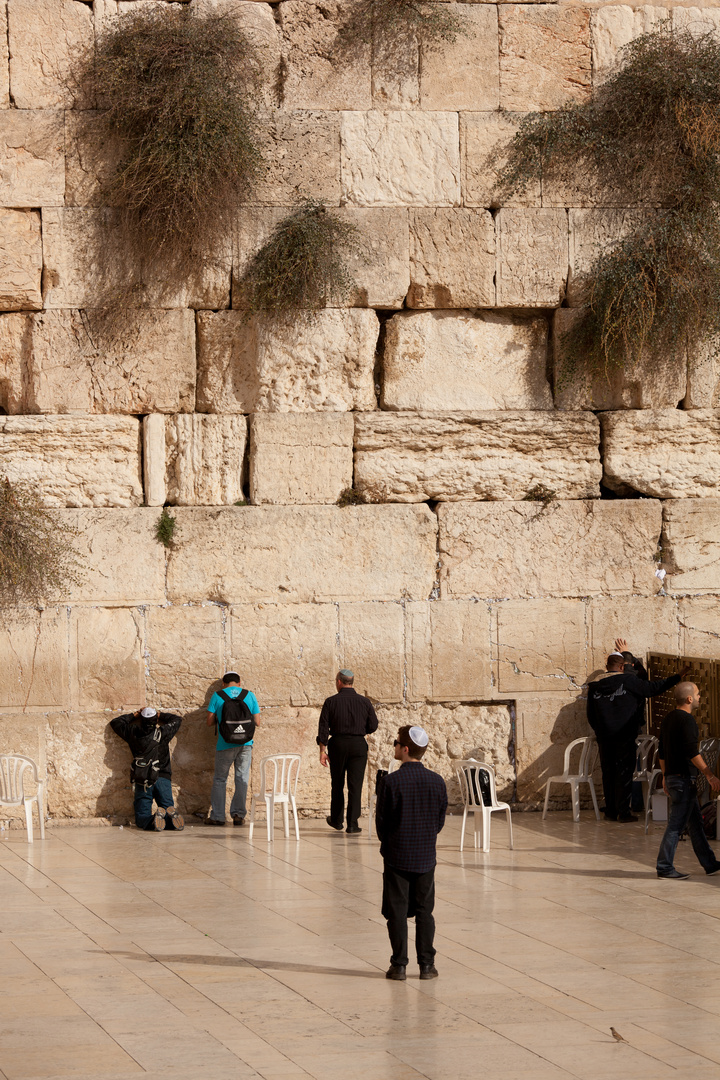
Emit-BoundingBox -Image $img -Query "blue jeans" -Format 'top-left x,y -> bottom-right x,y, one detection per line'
657,776 -> 717,874
211,745 -> 252,821
134,776 -> 176,831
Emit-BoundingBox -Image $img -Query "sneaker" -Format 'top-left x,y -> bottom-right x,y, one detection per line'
385,963 -> 406,981
617,813 -> 639,823
166,808 -> 184,832
232,815 -> 245,827
153,808 -> 167,831
326,816 -> 343,831
419,964 -> 439,980
705,861 -> 720,876
207,818 -> 226,826
657,869 -> 689,879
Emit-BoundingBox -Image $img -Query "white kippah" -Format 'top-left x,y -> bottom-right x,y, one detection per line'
609,652 -> 625,660
409,725 -> 429,748
140,707 -> 157,718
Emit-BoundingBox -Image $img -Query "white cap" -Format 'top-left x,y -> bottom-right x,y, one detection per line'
409,725 -> 429,748
140,707 -> 157,718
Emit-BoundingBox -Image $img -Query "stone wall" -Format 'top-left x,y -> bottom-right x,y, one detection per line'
1,0 -> 719,824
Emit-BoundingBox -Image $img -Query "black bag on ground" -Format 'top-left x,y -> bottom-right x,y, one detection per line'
217,688 -> 256,745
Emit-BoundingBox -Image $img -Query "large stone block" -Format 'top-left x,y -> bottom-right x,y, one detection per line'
678,597 -> 720,659
499,5 -> 591,111
249,413 -> 353,505
0,111 -> 64,206
0,609 -> 68,709
71,608 -> 144,711
567,209 -> 645,307
196,309 -> 378,413
253,111 -> 341,206
0,209 -> 42,311
371,12 -> 418,109
278,0 -> 371,110
0,3 -> 8,109
404,600 -> 494,702
552,309 -> 687,411
46,711 -> 137,820
0,309 -> 196,415
192,0 -> 281,106
337,602 -> 404,702
686,336 -> 720,409
461,111 -> 541,209
382,311 -> 552,411
420,4 -> 499,110
662,499 -> 720,593
144,414 -> 247,506
0,415 -> 143,508
146,604 -> 224,710
166,505 -> 438,604
8,0 -> 93,109
439,500 -> 662,600
0,713 -> 45,777
249,706 -> 327,813
42,208 -> 231,310
229,603 -> 338,707
592,6 -> 668,86
64,111 -> 126,207
496,208 -> 568,306
514,691 -> 590,803
341,111 -> 461,207
601,410 -> 720,498
52,509 -> 166,605
354,412 -> 601,503
408,209 -> 494,308
497,598 -> 587,692
371,703 -> 515,804
588,596 -> 680,675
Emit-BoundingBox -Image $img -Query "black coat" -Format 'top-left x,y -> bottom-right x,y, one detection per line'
110,712 -> 182,779
587,672 -> 680,737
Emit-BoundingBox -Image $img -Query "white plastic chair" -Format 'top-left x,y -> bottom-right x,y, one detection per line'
455,760 -> 513,853
248,754 -> 301,842
644,768 -> 665,833
542,736 -> 600,823
0,755 -> 45,843
634,735 -> 659,809
367,758 -> 400,839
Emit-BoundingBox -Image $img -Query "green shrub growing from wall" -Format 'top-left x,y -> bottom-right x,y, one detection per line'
497,24 -> 720,374
0,479 -> 83,606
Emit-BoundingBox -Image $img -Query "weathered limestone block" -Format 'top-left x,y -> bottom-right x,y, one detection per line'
249,413 -> 353,505
601,410 -> 720,498
354,412 -> 601,503
371,703 -> 515,804
0,310 -> 196,414
166,505 -> 438,604
64,111 -> 125,207
46,711 -> 137,820
0,3 -> 8,109
592,6 -> 668,85
338,602 -> 404,703
588,596 -> 680,676
439,501 -> 662,600
146,604 -> 224,710
0,416 -> 143,507
249,707 -> 326,812
196,309 -> 378,413
71,608 -> 144,711
404,600 -> 493,702
497,598 -> 588,692
686,336 -> 720,409
8,0 -> 93,109
52,509 -> 166,604
672,7 -> 720,35
461,111 -> 541,208
679,597 -> 720,659
0,209 -> 42,311
567,209 -> 645,307
42,209 -> 231,310
229,603 -> 337,706
341,111 -> 461,207
253,111 -> 341,205
552,309 -> 687,410
0,714 -> 45,781
408,209 -> 494,308
144,414 -> 247,506
496,208 -> 568,307
0,610 -> 68,709
192,0 -> 281,105
382,311 -> 552,411
371,15 -> 418,109
499,5 -> 591,111
0,111 -> 64,206
420,5 -> 499,110
514,691 -> 590,803
662,499 -> 720,593
279,0 -> 371,110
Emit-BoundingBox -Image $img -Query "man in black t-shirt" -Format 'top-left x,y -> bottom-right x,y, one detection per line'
656,683 -> 720,879
111,707 -> 184,832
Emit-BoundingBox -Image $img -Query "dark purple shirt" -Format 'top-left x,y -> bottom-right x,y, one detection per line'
376,761 -> 448,874
316,687 -> 378,746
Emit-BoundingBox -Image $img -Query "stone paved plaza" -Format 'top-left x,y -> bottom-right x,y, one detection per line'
2,812 -> 720,1080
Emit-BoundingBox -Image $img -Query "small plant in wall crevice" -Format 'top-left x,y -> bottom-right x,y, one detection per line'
155,507 -> 177,549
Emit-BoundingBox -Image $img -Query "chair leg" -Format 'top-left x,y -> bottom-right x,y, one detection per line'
38,784 -> 45,840
542,781 -> 552,820
482,808 -> 490,853
459,806 -> 468,852
23,798 -> 33,844
570,781 -> 580,822
368,795 -> 374,839
266,797 -> 273,843
248,798 -> 255,839
282,801 -> 289,839
290,797 -> 300,841
506,807 -> 513,850
588,780 -> 600,821
473,811 -> 481,849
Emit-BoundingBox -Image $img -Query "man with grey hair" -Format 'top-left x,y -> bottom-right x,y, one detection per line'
656,681 -> 720,879
317,669 -> 378,834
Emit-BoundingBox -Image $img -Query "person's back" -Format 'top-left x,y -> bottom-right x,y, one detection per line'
377,762 -> 447,874
110,707 -> 183,832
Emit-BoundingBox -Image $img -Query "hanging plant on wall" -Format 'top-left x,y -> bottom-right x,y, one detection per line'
496,24 -> 720,375
82,6 -> 264,293
238,199 -> 361,316
0,479 -> 84,606
335,0 -> 468,72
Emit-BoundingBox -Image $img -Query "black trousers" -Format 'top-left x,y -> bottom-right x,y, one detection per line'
382,863 -> 436,967
328,734 -> 368,829
597,727 -> 636,818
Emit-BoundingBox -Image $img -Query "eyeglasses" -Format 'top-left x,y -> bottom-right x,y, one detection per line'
393,739 -> 402,747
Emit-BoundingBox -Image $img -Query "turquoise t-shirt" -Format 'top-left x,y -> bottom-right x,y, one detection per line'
208,687 -> 260,750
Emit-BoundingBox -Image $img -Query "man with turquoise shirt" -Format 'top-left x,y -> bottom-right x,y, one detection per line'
206,671 -> 260,826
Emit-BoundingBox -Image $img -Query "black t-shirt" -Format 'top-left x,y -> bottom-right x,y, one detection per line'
658,709 -> 699,778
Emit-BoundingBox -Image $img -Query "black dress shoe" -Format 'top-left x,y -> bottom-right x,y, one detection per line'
386,963 -> 406,981
603,812 -> 618,821
705,862 -> 720,875
346,825 -> 362,834
326,816 -> 343,831
657,869 -> 689,879
617,813 -> 638,823
419,964 -> 438,980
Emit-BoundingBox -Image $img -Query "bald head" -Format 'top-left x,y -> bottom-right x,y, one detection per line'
674,681 -> 699,708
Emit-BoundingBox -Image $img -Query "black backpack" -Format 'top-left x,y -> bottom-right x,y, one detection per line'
217,688 -> 256,745
130,722 -> 162,790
